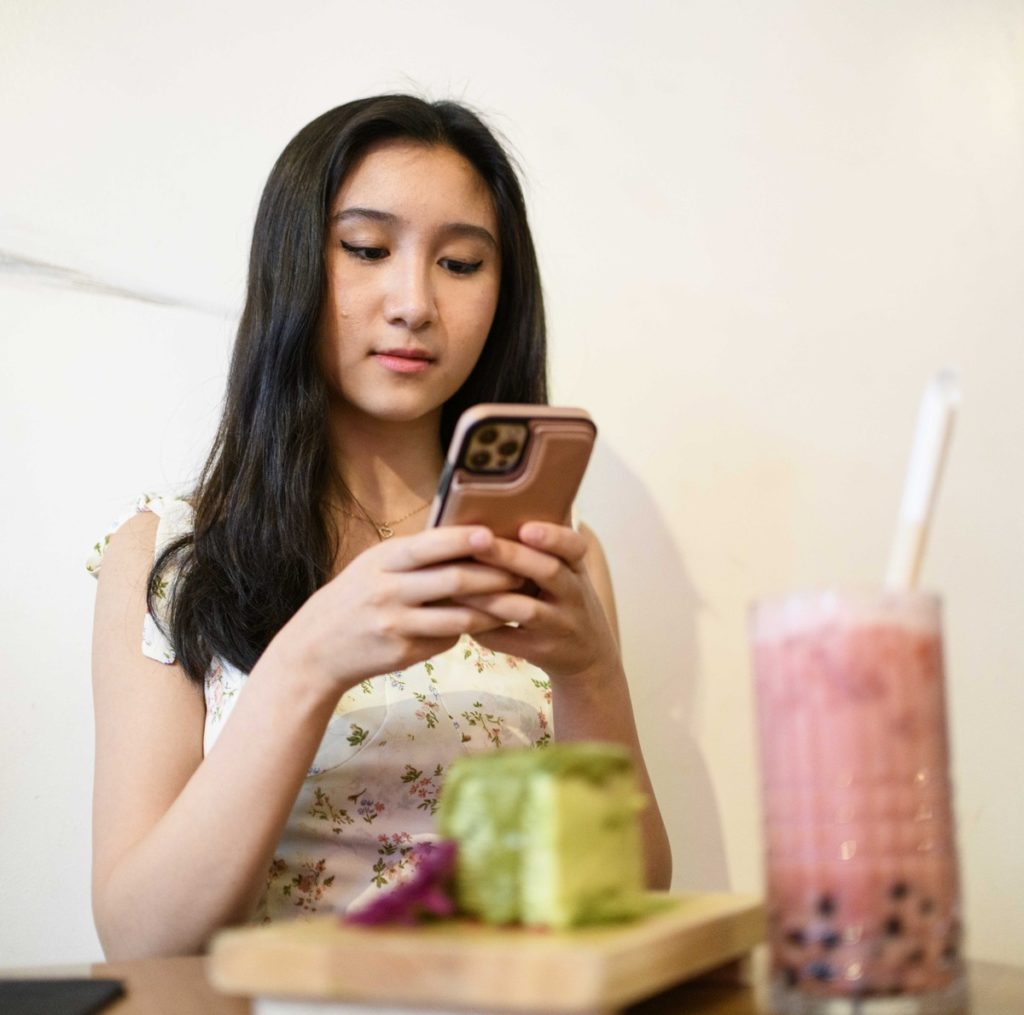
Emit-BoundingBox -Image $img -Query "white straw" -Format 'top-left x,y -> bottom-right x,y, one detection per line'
885,370 -> 961,590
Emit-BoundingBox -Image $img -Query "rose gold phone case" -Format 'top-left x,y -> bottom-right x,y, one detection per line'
428,404 -> 596,540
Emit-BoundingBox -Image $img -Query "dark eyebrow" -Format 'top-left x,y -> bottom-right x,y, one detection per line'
438,222 -> 498,249
332,207 -> 398,226
332,207 -> 497,249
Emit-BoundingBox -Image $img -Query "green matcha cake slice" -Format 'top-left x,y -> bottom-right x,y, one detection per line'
436,742 -> 647,928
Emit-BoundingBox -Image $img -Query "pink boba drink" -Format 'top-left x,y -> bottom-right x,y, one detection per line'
751,591 -> 966,1014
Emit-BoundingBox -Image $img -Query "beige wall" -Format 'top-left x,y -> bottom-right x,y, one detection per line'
2,1 -> 1021,967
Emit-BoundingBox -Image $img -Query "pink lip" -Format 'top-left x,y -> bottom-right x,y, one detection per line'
372,349 -> 434,374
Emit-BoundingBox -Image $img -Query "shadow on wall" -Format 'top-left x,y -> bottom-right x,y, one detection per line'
580,439 -> 731,891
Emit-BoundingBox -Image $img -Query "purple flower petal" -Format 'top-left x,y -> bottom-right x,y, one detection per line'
344,840 -> 458,926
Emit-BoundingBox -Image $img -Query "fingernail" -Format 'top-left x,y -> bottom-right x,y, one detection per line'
521,523 -> 543,542
468,528 -> 492,549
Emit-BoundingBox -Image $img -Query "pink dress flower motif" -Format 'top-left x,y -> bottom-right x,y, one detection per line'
348,788 -> 386,824
464,642 -> 499,674
288,859 -> 335,912
535,708 -> 551,747
401,764 -> 444,814
460,702 -> 507,747
371,831 -> 418,888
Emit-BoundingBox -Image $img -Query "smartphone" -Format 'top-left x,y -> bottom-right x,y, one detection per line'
428,404 -> 596,540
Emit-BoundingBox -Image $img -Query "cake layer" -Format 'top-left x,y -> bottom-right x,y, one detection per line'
437,742 -> 646,928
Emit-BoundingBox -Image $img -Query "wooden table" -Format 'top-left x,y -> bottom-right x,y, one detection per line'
5,952 -> 1023,1013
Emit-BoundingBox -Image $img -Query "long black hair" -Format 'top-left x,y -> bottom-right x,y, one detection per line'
150,95 -> 547,685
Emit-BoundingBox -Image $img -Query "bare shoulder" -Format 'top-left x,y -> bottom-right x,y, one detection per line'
577,521 -> 621,643
92,507 -> 201,706
95,509 -> 161,588
92,505 -> 203,703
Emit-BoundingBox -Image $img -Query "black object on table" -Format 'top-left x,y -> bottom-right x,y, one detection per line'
0,977 -> 124,1015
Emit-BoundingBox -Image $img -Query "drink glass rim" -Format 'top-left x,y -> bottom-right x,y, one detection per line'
750,587 -> 941,642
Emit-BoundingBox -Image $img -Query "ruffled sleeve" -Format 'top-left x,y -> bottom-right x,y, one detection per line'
86,493 -> 194,665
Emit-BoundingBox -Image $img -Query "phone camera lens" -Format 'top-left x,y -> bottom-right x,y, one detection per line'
469,450 -> 491,469
498,440 -> 519,457
477,427 -> 498,445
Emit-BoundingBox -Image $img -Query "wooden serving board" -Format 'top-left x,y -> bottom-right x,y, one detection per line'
208,892 -> 765,1013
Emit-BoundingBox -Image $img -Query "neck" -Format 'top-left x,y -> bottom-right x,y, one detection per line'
327,406 -> 445,522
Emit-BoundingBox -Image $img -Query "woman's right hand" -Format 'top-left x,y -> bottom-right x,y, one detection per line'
268,525 -> 513,696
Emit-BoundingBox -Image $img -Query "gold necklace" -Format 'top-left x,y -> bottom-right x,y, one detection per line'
342,491 -> 431,540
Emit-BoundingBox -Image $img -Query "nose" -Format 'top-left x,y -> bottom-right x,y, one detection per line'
384,260 -> 437,332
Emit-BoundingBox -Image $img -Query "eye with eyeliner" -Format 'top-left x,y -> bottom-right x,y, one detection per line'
440,257 -> 484,276
341,241 -> 388,261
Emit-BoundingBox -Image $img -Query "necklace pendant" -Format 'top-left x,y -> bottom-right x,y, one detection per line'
377,525 -> 395,539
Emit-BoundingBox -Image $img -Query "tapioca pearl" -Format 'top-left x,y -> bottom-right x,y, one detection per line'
884,915 -> 904,937
817,893 -> 837,917
805,960 -> 834,982
784,927 -> 807,947
892,872 -> 925,913
776,933 -> 809,965
917,853 -> 953,912
889,880 -> 910,901
886,934 -> 930,972
820,930 -> 842,950
782,966 -> 799,987
919,896 -> 935,915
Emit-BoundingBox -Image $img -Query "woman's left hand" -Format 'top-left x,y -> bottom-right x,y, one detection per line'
454,521 -> 619,683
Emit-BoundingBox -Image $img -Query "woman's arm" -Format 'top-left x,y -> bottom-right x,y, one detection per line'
92,512 -> 340,958
92,515 -> 517,959
459,523 -> 674,889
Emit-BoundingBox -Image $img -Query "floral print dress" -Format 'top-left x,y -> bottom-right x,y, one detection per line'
88,494 -> 554,921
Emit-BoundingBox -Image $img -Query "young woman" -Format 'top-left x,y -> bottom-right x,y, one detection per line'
89,95 -> 671,960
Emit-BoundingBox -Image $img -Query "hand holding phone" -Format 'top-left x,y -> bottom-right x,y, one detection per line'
431,407 -> 617,683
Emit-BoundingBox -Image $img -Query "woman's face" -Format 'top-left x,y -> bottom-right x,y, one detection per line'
319,140 -> 501,428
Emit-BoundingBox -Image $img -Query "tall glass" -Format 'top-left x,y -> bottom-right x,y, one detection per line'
750,590 -> 966,1014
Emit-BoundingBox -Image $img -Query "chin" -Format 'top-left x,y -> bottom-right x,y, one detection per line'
342,393 -> 447,428
349,378 -> 469,423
